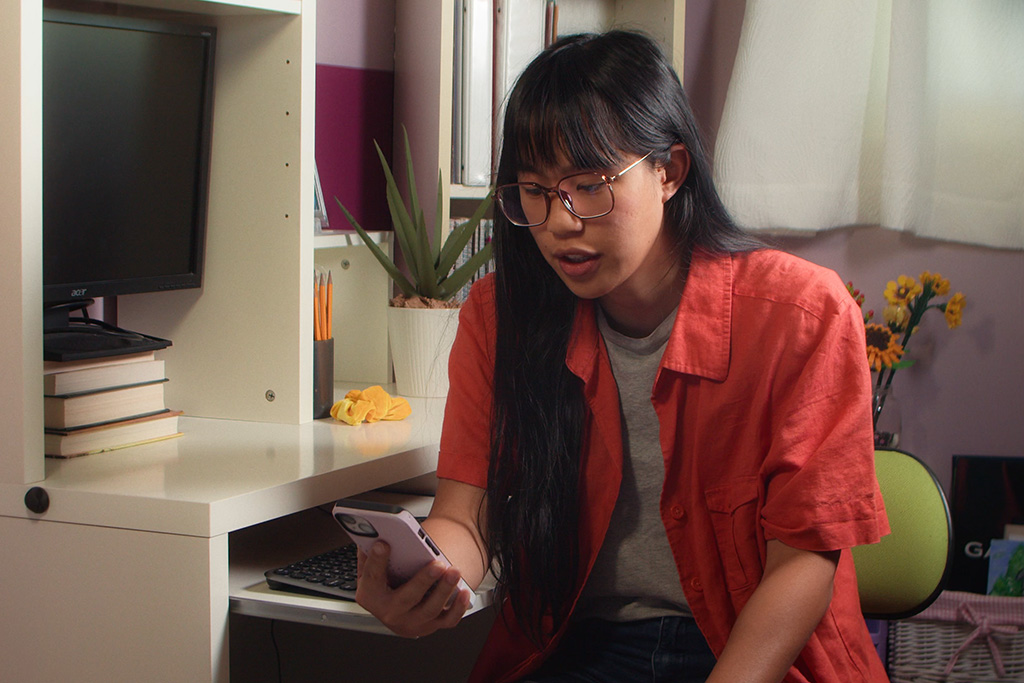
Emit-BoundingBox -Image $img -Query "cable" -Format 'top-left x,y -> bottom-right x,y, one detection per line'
270,619 -> 284,683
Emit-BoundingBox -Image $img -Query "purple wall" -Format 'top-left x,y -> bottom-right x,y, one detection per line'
316,64 -> 393,232
315,0 -> 396,232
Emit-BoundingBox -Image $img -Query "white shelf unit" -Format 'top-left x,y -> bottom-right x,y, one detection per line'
394,0 -> 686,231
116,0 -> 317,427
1,0 -> 318,487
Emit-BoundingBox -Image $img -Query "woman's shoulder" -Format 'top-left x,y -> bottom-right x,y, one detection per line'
462,272 -> 497,312
726,248 -> 854,318
458,273 -> 499,338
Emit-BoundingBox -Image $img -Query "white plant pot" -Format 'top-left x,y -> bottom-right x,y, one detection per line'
387,306 -> 460,398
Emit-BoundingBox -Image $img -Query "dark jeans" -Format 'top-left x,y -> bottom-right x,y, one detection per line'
520,616 -> 717,683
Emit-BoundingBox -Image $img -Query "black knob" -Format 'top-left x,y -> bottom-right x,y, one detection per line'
24,486 -> 49,514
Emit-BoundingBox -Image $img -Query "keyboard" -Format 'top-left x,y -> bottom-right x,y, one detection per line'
265,543 -> 359,601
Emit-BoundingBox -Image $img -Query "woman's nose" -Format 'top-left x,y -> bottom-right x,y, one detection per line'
544,194 -> 584,235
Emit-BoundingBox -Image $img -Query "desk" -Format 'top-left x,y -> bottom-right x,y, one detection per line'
0,391 -> 451,682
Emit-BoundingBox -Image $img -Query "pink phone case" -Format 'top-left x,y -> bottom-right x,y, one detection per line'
332,498 -> 474,604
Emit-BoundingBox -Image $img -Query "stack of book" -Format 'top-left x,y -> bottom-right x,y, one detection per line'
43,351 -> 182,458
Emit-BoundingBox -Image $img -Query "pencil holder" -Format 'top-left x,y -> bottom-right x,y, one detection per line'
313,337 -> 335,419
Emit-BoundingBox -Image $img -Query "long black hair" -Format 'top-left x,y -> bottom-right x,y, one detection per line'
485,30 -> 760,645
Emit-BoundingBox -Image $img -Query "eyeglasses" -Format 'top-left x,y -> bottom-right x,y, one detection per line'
495,152 -> 654,228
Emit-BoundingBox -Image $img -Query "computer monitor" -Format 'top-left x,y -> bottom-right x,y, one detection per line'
42,9 -> 216,360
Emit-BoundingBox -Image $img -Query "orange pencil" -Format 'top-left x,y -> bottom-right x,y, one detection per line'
314,276 -> 323,341
326,271 -> 333,340
318,273 -> 327,341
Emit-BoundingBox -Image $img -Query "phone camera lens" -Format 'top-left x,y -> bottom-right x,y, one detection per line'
336,513 -> 379,537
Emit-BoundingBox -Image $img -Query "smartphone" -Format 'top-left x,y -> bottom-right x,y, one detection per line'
332,498 -> 474,605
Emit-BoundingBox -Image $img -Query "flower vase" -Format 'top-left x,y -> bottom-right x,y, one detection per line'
872,385 -> 901,449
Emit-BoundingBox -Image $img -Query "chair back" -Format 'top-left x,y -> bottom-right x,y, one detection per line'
851,448 -> 953,619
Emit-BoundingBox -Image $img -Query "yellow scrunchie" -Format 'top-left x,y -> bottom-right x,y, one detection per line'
330,385 -> 412,425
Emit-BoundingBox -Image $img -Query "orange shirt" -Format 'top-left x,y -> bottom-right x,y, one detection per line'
438,249 -> 890,683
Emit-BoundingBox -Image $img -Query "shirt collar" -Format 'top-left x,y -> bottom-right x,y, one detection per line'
566,249 -> 734,383
661,249 -> 732,381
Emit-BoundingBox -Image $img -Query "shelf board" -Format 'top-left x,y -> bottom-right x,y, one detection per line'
450,184 -> 492,200
118,0 -> 303,16
314,229 -> 392,250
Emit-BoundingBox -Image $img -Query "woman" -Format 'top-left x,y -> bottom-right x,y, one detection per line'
356,30 -> 889,683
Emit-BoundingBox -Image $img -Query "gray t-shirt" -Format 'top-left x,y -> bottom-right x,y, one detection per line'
575,306 -> 691,622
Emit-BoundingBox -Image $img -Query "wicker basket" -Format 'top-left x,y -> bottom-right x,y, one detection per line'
888,591 -> 1024,683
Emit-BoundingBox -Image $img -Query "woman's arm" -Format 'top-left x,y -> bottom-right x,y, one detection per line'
355,478 -> 488,638
707,539 -> 840,683
420,478 -> 490,587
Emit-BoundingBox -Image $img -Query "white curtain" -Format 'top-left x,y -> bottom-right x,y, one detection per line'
713,0 -> 1024,250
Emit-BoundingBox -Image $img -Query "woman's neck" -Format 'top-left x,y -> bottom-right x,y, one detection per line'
599,258 -> 687,338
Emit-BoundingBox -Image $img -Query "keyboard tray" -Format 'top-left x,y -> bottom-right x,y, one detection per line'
265,543 -> 358,601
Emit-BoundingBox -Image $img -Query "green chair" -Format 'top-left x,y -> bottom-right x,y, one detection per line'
852,448 -> 953,619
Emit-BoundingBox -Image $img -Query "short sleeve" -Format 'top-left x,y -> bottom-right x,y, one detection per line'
759,275 -> 889,551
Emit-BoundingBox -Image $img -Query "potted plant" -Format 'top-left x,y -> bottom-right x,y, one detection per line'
335,126 -> 492,397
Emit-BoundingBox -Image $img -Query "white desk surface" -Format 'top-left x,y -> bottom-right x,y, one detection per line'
0,389 -> 446,537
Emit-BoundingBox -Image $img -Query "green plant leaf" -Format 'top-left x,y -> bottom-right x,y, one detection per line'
334,198 -> 416,297
438,242 -> 493,300
400,127 -> 437,288
412,204 -> 438,298
433,172 -> 444,263
401,126 -> 421,237
378,137 -> 440,299
437,192 -> 493,277
398,129 -> 437,297
374,141 -> 426,290
384,179 -> 428,292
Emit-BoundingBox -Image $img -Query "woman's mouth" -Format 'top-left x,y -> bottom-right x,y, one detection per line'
555,251 -> 600,279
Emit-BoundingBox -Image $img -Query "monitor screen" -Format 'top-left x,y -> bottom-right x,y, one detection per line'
42,10 -> 216,305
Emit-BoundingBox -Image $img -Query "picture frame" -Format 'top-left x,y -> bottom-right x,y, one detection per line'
314,160 -> 329,230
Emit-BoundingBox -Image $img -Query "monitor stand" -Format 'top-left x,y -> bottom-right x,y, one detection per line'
43,300 -> 172,362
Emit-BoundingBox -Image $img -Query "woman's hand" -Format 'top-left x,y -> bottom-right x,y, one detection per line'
355,540 -> 474,638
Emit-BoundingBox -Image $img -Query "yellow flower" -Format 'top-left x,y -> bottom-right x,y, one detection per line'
865,323 -> 904,371
882,304 -> 910,331
920,271 -> 950,296
944,292 -> 966,329
884,275 -> 923,306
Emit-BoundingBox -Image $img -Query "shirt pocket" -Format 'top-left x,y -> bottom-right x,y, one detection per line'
705,477 -> 762,590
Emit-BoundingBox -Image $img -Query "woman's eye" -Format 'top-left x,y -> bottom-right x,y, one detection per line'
576,181 -> 605,195
521,185 -> 545,198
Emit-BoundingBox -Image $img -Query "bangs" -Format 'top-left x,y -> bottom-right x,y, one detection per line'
506,50 -> 631,174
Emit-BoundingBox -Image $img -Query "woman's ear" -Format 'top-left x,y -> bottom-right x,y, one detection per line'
659,144 -> 691,203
